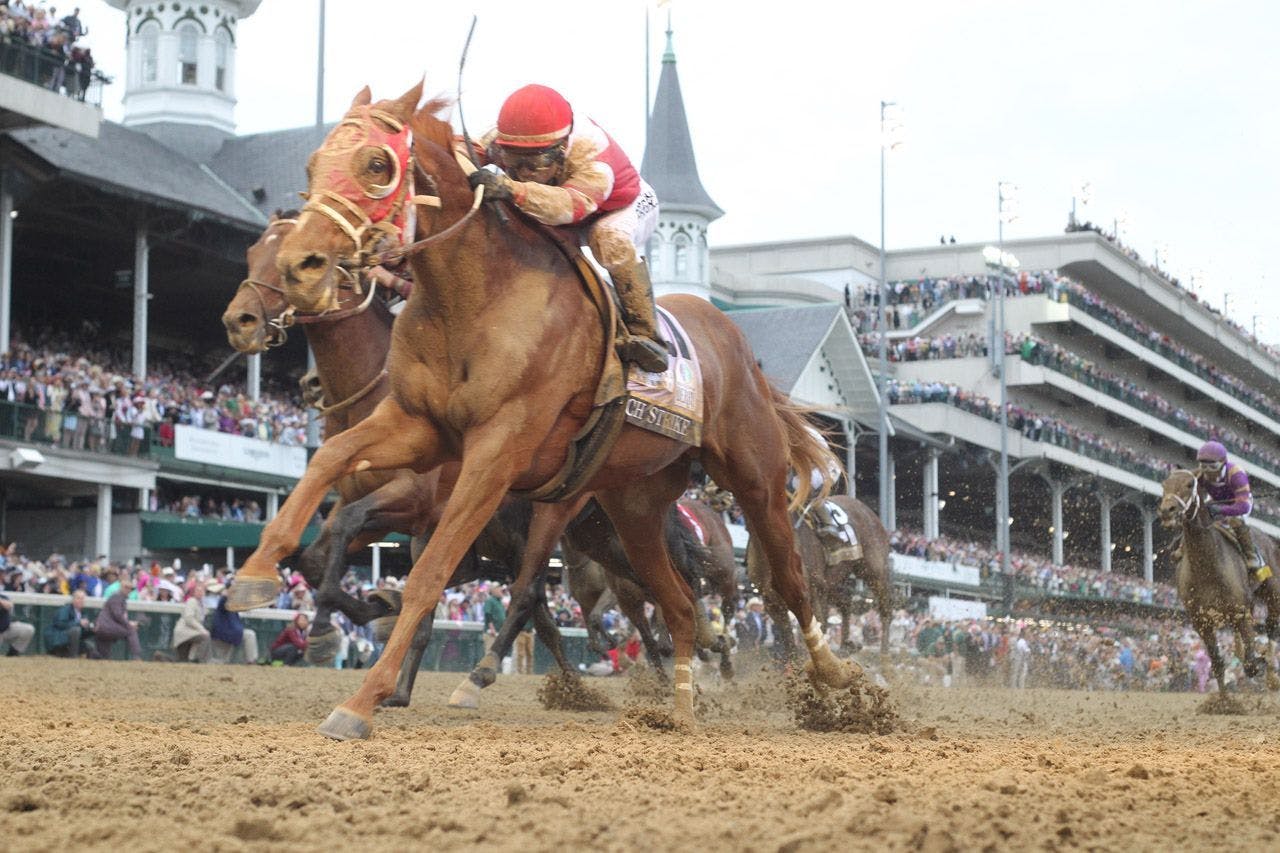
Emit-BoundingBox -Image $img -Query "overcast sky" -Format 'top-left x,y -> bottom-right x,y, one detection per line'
75,0 -> 1280,341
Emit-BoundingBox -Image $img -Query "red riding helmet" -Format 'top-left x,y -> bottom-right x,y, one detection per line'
495,84 -> 574,148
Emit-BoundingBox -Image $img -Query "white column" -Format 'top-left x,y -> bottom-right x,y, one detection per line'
1141,508 -> 1154,584
922,448 -> 939,539
95,483 -> 112,559
370,544 -> 381,585
133,223 -> 149,380
247,353 -> 261,401
0,169 -> 12,356
886,456 -> 897,531
1051,481 -> 1065,566
225,545 -> 236,571
1099,494 -> 1113,573
138,487 -> 150,511
266,491 -> 279,521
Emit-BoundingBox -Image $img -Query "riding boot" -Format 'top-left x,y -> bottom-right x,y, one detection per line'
1234,523 -> 1270,580
612,258 -> 670,374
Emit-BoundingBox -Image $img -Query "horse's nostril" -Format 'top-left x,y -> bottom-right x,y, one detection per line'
299,253 -> 327,272
238,313 -> 259,327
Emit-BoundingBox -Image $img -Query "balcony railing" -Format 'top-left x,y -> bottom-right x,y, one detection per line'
0,36 -> 108,107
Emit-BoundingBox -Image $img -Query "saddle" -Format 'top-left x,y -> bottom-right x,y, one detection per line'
509,223 -> 703,503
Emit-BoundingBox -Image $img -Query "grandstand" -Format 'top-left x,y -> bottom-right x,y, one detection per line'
710,229 -> 1280,622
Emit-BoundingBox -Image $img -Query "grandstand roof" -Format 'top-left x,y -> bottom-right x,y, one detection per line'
207,123 -> 336,222
5,121 -> 267,230
728,303 -> 881,422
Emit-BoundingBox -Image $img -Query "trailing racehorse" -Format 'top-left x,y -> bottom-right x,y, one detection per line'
747,494 -> 893,658
1159,469 -> 1280,692
229,85 -> 854,738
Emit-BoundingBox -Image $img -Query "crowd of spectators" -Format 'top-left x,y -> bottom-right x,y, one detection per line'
0,326 -> 313,456
889,528 -> 1180,608
1064,219 -> 1280,362
0,2 -> 103,101
1009,333 -> 1280,477
879,607 -> 1251,693
155,494 -> 264,523
885,377 -> 1178,483
859,332 -> 987,362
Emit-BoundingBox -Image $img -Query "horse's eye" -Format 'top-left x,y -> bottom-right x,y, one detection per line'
369,157 -> 388,175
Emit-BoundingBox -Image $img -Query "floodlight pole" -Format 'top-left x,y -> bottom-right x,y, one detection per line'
997,185 -> 1010,579
877,100 -> 893,530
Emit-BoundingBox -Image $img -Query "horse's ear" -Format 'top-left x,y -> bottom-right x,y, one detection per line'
350,86 -> 372,108
391,79 -> 424,121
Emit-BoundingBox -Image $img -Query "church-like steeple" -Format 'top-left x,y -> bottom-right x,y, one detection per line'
642,22 -> 722,301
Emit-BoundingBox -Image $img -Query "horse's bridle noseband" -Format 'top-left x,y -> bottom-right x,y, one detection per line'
1167,469 -> 1203,520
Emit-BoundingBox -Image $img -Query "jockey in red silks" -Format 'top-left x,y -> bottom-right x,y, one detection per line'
467,84 -> 668,374
1196,440 -> 1270,580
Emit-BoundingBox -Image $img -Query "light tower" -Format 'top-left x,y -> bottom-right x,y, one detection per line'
105,0 -> 263,160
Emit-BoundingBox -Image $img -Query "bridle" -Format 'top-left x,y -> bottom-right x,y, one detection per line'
1166,469 -> 1203,521
297,104 -> 490,278
235,218 -> 390,418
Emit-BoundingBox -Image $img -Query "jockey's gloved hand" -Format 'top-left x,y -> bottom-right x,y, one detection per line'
468,165 -> 514,202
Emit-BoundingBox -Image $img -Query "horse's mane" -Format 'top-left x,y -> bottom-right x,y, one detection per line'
409,96 -> 459,162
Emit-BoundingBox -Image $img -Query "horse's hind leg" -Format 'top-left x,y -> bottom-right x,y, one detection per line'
381,615 -> 435,708
598,465 -> 699,727
1234,609 -> 1263,680
704,455 -> 853,689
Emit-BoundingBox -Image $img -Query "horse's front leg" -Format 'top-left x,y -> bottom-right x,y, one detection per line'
318,426 -> 535,740
228,399 -> 441,611
1235,609 -> 1263,679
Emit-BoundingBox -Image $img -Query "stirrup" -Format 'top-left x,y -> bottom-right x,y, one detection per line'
617,335 -> 669,373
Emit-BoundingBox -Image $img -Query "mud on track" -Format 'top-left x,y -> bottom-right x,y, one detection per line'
4,658 -> 1280,852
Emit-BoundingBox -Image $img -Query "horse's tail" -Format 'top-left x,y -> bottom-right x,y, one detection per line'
767,383 -> 845,514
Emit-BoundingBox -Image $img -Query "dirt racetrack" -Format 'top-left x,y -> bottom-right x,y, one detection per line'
4,657 -> 1280,852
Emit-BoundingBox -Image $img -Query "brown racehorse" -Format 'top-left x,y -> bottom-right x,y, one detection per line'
222,215 -> 717,710
222,214 -> 583,698
1159,469 -> 1280,692
747,494 -> 893,657
229,85 -> 853,738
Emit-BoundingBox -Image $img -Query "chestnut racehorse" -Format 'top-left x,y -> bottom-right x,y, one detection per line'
221,214 -> 581,697
222,214 -> 723,709
230,84 -> 853,738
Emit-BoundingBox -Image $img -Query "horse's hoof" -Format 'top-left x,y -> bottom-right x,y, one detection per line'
472,667 -> 498,690
720,661 -> 734,681
371,615 -> 398,644
305,628 -> 341,666
225,577 -> 279,612
316,707 -> 372,741
447,678 -> 482,710
380,694 -> 410,709
695,648 -> 711,663
806,657 -> 859,690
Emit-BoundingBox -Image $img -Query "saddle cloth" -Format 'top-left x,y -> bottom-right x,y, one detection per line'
676,502 -> 707,545
622,308 -> 703,446
813,500 -> 863,566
